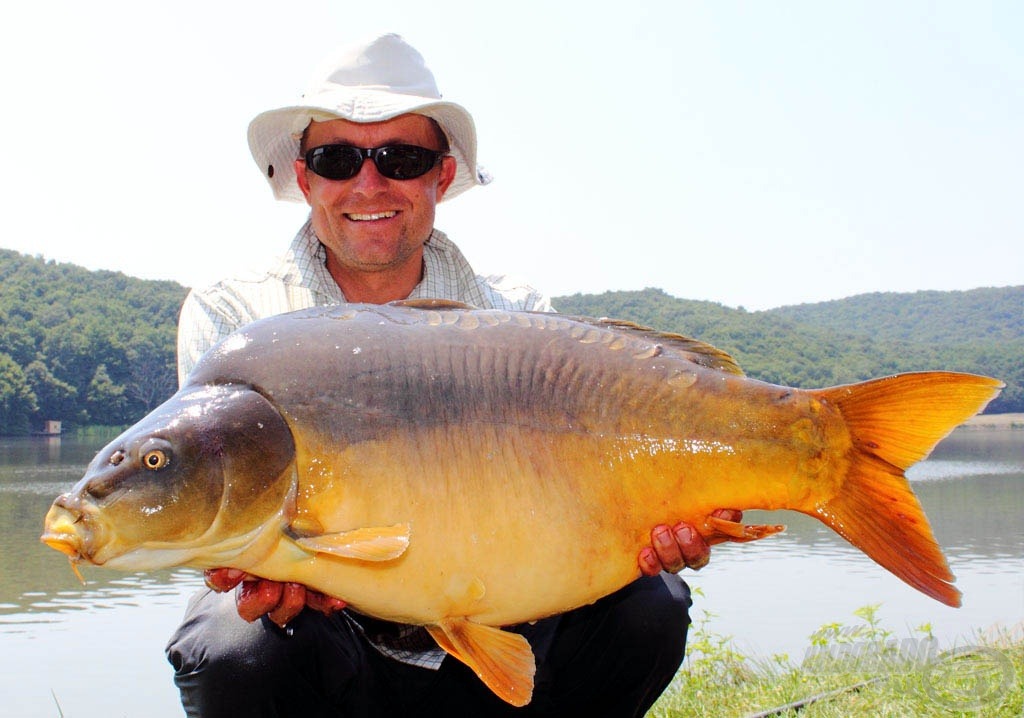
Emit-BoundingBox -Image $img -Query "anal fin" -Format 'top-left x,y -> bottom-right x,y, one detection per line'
706,516 -> 785,545
426,618 -> 536,707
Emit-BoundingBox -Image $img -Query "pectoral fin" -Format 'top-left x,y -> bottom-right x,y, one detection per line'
706,516 -> 785,544
426,618 -> 536,707
292,523 -> 410,561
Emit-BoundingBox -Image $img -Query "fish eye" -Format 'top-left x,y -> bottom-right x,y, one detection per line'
138,438 -> 173,471
142,449 -> 170,470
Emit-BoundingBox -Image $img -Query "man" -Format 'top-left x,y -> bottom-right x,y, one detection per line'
168,34 -> 735,717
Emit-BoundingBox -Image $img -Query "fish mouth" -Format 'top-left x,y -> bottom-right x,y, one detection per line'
41,501 -> 96,583
41,499 -> 99,563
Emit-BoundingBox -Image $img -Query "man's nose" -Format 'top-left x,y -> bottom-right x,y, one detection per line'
349,157 -> 389,192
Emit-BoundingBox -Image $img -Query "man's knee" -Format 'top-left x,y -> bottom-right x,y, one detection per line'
166,589 -> 279,684
166,589 -> 362,716
653,572 -> 693,636
612,573 -> 692,657
533,575 -> 692,716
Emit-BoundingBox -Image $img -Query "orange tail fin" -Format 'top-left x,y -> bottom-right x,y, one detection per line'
810,371 -> 1003,607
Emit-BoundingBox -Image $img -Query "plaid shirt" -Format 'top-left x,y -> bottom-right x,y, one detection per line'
176,219 -> 551,669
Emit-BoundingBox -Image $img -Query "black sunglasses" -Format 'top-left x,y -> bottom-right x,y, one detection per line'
303,144 -> 446,181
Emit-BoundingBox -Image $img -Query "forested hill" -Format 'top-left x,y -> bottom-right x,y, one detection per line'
0,249 -> 1019,434
768,286 -> 1024,344
0,249 -> 188,433
552,287 -> 1022,414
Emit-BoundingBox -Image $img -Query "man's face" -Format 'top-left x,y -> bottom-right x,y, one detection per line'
294,114 -> 457,282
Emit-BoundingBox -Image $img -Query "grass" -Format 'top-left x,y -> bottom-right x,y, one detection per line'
648,596 -> 1023,717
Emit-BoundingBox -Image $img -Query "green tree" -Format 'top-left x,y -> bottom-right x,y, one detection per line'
85,363 -> 127,426
125,325 -> 177,413
0,310 -> 38,365
0,352 -> 38,433
24,359 -> 78,420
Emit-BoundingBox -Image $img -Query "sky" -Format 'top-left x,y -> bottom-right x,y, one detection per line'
0,0 -> 1020,310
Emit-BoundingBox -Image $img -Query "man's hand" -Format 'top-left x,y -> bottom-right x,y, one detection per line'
204,568 -> 348,627
638,509 -> 743,576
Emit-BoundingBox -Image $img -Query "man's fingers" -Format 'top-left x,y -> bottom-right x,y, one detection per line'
638,547 -> 663,577
305,590 -> 349,616
710,508 -> 743,523
218,572 -> 345,624
204,568 -> 247,593
651,525 -> 686,574
267,583 -> 307,627
673,523 -> 710,571
236,579 -> 284,622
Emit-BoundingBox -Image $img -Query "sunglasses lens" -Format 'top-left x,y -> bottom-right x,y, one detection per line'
306,145 -> 363,180
374,146 -> 441,180
305,145 -> 442,181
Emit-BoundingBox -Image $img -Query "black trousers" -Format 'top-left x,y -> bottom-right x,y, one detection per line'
166,573 -> 691,717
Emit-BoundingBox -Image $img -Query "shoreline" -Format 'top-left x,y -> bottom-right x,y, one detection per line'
959,412 -> 1024,430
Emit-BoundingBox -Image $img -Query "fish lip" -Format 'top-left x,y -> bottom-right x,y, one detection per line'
41,532 -> 82,559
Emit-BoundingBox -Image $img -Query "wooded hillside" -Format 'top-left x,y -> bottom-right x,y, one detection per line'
0,248 -> 1019,433
770,286 -> 1024,344
0,249 -> 187,433
554,287 -> 1022,414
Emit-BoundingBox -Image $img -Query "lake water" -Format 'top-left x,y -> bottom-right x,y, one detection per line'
1,428 -> 1021,717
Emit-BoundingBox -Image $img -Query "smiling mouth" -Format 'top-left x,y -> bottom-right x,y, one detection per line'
346,211 -> 398,221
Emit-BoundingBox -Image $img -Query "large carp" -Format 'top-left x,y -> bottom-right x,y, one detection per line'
42,300 -> 1001,706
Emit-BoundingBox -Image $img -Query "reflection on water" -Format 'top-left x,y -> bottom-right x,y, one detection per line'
909,459 -> 1021,481
0,427 -> 1021,717
1,569 -> 201,624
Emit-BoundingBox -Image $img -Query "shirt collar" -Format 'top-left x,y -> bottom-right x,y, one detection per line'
279,219 -> 485,306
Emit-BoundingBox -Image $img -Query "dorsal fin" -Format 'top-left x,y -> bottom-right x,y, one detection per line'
567,315 -> 745,376
388,300 -> 744,375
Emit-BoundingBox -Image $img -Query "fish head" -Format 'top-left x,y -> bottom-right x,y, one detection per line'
41,384 -> 297,571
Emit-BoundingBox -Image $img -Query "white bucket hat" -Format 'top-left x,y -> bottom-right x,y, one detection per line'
247,33 -> 490,203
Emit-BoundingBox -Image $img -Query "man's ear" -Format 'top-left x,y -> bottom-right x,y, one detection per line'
293,159 -> 313,203
435,155 -> 458,202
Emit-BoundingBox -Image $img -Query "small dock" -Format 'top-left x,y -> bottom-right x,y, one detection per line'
33,420 -> 63,437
